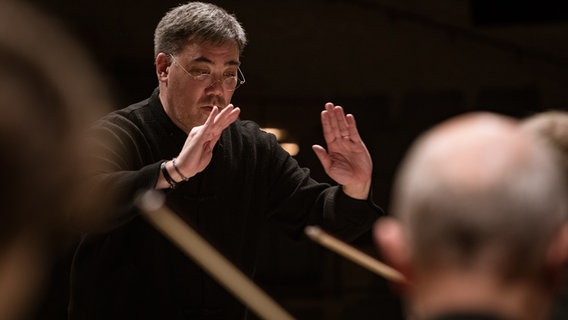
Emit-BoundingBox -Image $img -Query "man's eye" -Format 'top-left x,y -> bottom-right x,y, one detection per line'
223,71 -> 237,78
189,69 -> 210,76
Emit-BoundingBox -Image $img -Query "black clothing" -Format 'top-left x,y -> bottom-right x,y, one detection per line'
427,313 -> 511,320
550,270 -> 568,320
69,89 -> 382,319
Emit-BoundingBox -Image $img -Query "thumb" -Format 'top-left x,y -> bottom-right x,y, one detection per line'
312,145 -> 330,170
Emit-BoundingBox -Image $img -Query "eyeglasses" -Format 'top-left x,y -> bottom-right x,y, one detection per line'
169,54 -> 245,91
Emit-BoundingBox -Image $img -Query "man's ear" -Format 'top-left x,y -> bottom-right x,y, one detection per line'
155,52 -> 170,81
373,217 -> 412,285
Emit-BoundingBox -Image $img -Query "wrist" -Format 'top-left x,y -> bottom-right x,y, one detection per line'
341,181 -> 371,200
172,157 -> 189,182
160,161 -> 179,189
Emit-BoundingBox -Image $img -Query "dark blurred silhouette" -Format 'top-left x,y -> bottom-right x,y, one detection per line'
0,1 -> 111,319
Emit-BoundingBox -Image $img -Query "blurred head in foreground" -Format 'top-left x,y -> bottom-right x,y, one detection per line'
521,110 -> 568,320
374,112 -> 568,320
0,1 -> 110,319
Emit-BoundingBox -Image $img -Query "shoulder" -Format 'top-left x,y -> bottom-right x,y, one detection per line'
87,97 -> 156,149
91,95 -> 163,141
101,98 -> 152,126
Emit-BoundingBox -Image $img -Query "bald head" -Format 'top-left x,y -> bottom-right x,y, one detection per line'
391,112 -> 567,278
408,113 -> 524,193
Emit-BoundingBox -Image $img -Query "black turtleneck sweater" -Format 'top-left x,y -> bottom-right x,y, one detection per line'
69,89 -> 382,319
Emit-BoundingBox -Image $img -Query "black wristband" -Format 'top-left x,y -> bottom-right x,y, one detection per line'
160,161 -> 178,189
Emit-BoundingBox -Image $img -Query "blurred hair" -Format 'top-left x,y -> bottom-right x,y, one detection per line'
522,110 -> 568,174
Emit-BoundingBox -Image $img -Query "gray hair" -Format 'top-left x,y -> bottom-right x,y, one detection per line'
153,2 -> 247,57
522,110 -> 568,175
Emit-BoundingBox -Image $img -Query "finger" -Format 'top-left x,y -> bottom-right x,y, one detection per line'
312,145 -> 331,171
320,109 -> 335,144
345,114 -> 362,142
325,103 -> 350,140
212,112 -> 239,136
324,103 -> 341,138
212,105 -> 239,130
193,106 -> 220,139
204,106 -> 220,128
213,104 -> 232,124
333,106 -> 350,139
219,106 -> 240,128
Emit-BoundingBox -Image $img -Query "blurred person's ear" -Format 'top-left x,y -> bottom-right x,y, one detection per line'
546,224 -> 568,291
373,217 -> 411,290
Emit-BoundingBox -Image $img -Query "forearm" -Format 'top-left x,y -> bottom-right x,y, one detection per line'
319,186 -> 383,241
75,162 -> 161,233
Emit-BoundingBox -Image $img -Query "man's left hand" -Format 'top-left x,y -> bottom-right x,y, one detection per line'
312,102 -> 372,200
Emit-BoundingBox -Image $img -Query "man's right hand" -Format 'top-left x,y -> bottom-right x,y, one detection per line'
156,104 -> 240,189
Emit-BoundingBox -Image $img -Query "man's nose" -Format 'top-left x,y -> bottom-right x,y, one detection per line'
205,78 -> 225,93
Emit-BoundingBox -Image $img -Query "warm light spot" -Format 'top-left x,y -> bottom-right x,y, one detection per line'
261,127 -> 298,155
261,127 -> 285,140
280,143 -> 299,156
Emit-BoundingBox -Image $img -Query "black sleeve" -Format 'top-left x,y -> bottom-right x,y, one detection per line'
260,129 -> 383,242
76,114 -> 162,232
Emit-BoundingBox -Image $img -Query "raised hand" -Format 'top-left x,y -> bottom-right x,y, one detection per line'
312,102 -> 372,200
175,104 -> 240,179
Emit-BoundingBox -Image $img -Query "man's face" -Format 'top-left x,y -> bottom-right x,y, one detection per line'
159,41 -> 240,133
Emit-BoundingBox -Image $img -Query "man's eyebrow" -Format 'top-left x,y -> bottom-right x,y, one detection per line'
192,56 -> 240,66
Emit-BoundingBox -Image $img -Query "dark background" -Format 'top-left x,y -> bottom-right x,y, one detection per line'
26,0 -> 568,319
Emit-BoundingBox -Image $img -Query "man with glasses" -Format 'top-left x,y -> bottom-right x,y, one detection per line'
69,2 -> 382,319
